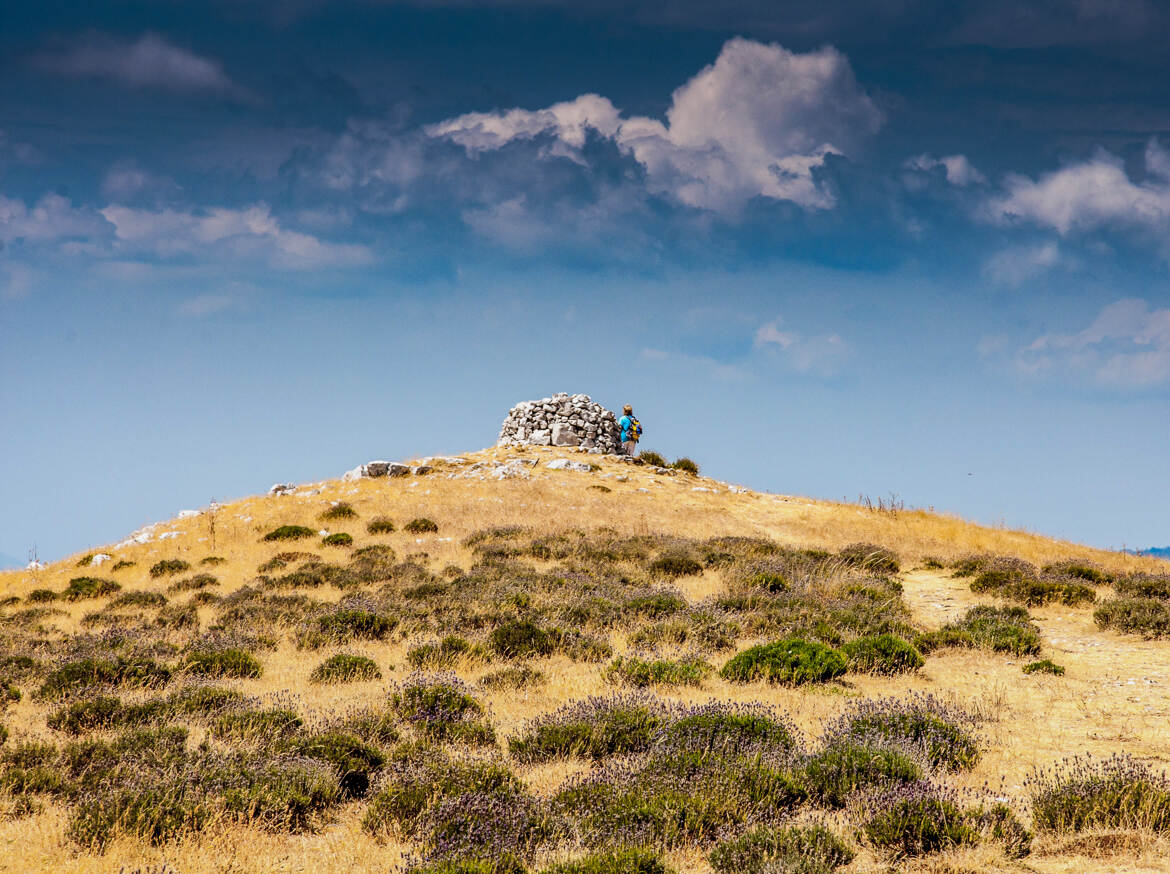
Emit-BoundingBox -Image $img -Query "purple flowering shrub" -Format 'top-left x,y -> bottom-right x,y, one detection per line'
1028,754 -> 1170,833
820,693 -> 980,771
392,673 -> 497,746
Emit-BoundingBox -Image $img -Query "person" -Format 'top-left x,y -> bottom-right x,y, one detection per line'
618,404 -> 641,456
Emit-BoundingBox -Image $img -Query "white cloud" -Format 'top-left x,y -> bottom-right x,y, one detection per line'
101,165 -> 181,202
428,38 -> 882,213
99,202 -> 372,269
1012,298 -> 1170,388
904,153 -> 986,186
38,32 -> 247,98
0,193 -> 111,243
755,317 -> 850,375
983,242 -> 1061,285
987,141 -> 1170,234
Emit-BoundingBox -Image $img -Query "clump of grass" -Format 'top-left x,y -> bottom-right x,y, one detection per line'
27,589 -> 57,603
638,451 -> 667,467
367,517 -> 396,534
1023,659 -> 1065,676
393,674 -> 496,746
859,782 -> 976,857
405,518 -> 440,534
322,532 -> 354,548
290,730 -> 385,798
670,458 -> 699,476
320,502 -> 357,521
490,621 -> 556,659
183,648 -> 262,679
111,560 -> 136,572
1028,754 -> 1170,833
545,849 -> 676,874
62,577 -> 121,601
969,568 -> 1095,607
648,551 -> 703,578
149,559 -> 191,578
311,653 -> 382,684
509,695 -> 674,763
199,556 -> 226,566
1043,560 -> 1112,584
303,607 -> 397,647
916,605 -> 1041,657
720,638 -> 848,685
167,573 -> 218,593
36,657 -> 172,700
480,666 -> 544,690
408,636 -> 484,669
603,655 -> 710,688
837,543 -> 900,574
708,823 -> 853,874
76,554 -> 95,567
263,525 -> 316,542
213,707 -> 303,743
802,741 -> 922,808
1094,597 -> 1170,638
841,634 -> 923,675
821,693 -> 980,772
1114,574 -> 1170,599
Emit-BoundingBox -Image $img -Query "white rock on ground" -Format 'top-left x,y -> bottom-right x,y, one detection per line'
269,483 -> 297,495
90,553 -> 112,566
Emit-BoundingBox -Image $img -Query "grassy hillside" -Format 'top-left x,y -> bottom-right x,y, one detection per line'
1,446 -> 1169,874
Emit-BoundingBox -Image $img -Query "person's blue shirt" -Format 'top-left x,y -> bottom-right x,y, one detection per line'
619,415 -> 636,442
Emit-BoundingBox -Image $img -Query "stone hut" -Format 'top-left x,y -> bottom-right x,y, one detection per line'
496,393 -> 622,453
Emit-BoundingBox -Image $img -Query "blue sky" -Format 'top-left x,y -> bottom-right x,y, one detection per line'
4,0 -> 1170,565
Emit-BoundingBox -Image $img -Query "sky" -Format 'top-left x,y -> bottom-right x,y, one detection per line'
4,0 -> 1170,565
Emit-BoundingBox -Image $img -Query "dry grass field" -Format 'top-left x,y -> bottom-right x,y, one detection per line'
1,445 -> 1169,874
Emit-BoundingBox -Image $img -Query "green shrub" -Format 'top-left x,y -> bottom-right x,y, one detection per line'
861,785 -> 976,857
670,458 -> 699,476
168,685 -> 245,717
48,696 -> 130,734
648,552 -> 703,578
1115,575 -> 1170,599
638,451 -> 667,467
200,556 -> 226,566
1094,597 -> 1170,637
263,525 -> 316,542
408,636 -> 482,669
67,781 -> 209,850
1024,659 -> 1065,676
480,666 -> 544,690
1029,754 -> 1170,833
183,648 -> 262,679
312,609 -> 397,643
109,590 -> 168,609
320,502 -> 357,521
916,605 -> 1041,656
490,620 -> 556,659
219,758 -> 341,832
213,707 -> 303,742
27,589 -> 56,603
393,675 -> 495,745
168,573 -> 218,593
405,518 -> 440,534
603,656 -> 710,687
1043,561 -> 1112,584
509,695 -> 669,763
842,634 -> 924,675
367,517 -> 396,534
111,560 -> 136,571
970,569 -> 1095,607
708,824 -> 854,874
322,532 -> 354,548
36,657 -> 172,700
76,554 -> 95,567
837,543 -> 900,574
544,848 -> 676,874
720,638 -> 848,685
823,694 -> 980,772
290,730 -> 385,797
803,742 -> 921,807
311,653 -> 381,684
149,559 -> 191,578
62,577 -> 121,601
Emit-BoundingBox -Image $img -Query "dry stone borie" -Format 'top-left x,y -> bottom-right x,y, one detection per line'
496,392 -> 623,454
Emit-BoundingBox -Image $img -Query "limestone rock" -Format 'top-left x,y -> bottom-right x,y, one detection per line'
497,392 -> 622,454
269,483 -> 297,495
387,463 -> 411,477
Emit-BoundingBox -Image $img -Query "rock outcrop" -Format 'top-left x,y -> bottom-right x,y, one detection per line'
497,393 -> 622,453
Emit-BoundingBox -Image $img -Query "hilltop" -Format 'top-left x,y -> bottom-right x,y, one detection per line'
1,445 -> 1169,874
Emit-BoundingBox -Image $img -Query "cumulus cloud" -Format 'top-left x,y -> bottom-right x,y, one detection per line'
0,193 -> 111,243
37,32 -> 248,98
987,140 -> 1170,234
99,203 -> 372,269
983,242 -> 1061,285
755,316 -> 850,375
101,164 -> 182,203
428,38 -> 882,213
904,153 -> 986,186
1011,298 -> 1170,388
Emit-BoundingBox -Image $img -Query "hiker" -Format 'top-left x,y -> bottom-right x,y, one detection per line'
618,405 -> 642,456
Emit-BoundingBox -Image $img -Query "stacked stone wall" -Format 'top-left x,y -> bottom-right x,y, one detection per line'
496,392 -> 622,453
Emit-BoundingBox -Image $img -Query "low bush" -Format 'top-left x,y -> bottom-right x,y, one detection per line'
544,849 -> 675,874
311,653 -> 381,684
638,451 -> 667,467
27,589 -> 56,603
263,525 -> 317,542
62,577 -> 121,602
860,782 -> 976,857
183,648 -> 262,679
409,636 -> 483,669
509,695 -> 673,763
200,556 -> 226,566
149,559 -> 191,578
311,609 -> 397,644
393,675 -> 496,745
48,696 -> 136,734
648,552 -> 703,578
969,569 -> 1095,607
167,573 -> 218,593
219,757 -> 341,832
821,694 -> 980,772
603,655 -> 710,687
1028,754 -> 1170,833
322,532 -> 354,548
320,502 -> 357,521
490,621 -> 556,659
37,657 -> 172,700
405,518 -> 440,534
1023,659 -> 1065,676
1115,574 -> 1170,599
67,779 -> 209,850
708,824 -> 854,874
290,730 -> 385,797
367,517 -> 396,534
841,634 -> 923,675
802,741 -> 921,808
109,590 -> 167,609
1094,597 -> 1170,638
213,707 -> 304,743
670,458 -> 699,476
837,543 -> 900,574
111,560 -> 136,571
916,605 -> 1041,657
720,638 -> 848,685
480,666 -> 544,690
1044,561 -> 1112,584
653,702 -> 800,758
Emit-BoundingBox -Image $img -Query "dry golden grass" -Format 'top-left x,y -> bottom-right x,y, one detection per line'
1,444 -> 1168,873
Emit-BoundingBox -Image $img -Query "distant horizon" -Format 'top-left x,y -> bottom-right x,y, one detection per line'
5,2 -> 1170,561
